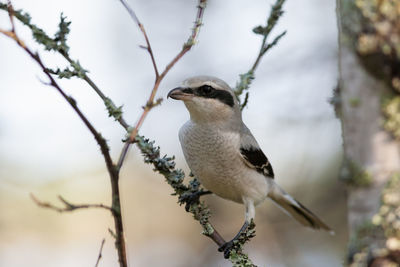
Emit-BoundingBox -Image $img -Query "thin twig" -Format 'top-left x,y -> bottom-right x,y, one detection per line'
235,0 -> 286,110
62,54 -> 131,129
116,0 -> 207,170
119,0 -> 159,78
0,4 -> 130,129
6,1 -> 15,32
0,29 -> 114,172
0,5 -> 128,267
30,194 -> 113,213
108,228 -> 117,239
1,1 -> 259,264
94,239 -> 106,267
250,30 -> 286,73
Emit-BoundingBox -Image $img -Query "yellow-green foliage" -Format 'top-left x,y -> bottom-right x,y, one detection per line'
372,173 -> 400,240
356,0 -> 400,140
346,160 -> 373,186
382,96 -> 400,139
349,174 -> 400,266
355,0 -> 400,90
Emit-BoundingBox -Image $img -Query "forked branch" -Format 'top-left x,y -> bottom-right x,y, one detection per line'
116,0 -> 207,170
0,0 -> 286,265
0,3 -> 127,266
30,194 -> 112,213
235,0 -> 286,110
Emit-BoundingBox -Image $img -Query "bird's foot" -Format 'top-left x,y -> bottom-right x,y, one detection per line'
179,190 -> 212,211
217,220 -> 253,259
218,240 -> 236,259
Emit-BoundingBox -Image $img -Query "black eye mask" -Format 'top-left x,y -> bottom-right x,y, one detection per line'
193,85 -> 234,107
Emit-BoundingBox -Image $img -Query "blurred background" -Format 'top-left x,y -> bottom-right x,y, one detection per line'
0,0 -> 346,266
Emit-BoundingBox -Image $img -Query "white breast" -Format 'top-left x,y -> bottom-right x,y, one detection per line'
179,121 -> 270,205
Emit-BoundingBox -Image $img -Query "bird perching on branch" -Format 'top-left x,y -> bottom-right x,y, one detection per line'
168,76 -> 333,258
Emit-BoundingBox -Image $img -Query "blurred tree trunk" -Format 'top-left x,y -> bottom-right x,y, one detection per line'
337,1 -> 400,266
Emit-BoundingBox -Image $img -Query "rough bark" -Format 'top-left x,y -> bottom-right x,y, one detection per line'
337,1 -> 400,265
339,45 -> 400,234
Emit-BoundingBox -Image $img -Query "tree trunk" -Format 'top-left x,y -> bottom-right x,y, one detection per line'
337,0 -> 400,266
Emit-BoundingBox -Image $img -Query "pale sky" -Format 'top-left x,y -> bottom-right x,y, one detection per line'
0,0 -> 340,183
0,1 -> 343,266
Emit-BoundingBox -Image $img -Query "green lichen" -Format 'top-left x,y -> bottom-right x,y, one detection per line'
235,71 -> 254,99
54,13 -> 71,55
104,97 -> 123,121
46,60 -> 88,79
228,220 -> 257,267
234,0 -> 286,110
382,95 -> 400,139
355,0 -> 400,58
374,173 -> 400,240
354,0 -> 400,91
347,221 -> 383,266
0,4 -> 72,54
341,160 -> 373,187
340,0 -> 400,147
347,173 -> 400,266
135,135 -> 257,265
349,98 -> 361,108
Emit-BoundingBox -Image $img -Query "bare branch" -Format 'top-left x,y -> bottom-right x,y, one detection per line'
159,0 -> 206,80
94,239 -> 106,267
1,4 -> 128,266
1,1 -> 260,265
6,1 -> 15,32
0,13 -> 114,174
118,0 -> 140,25
116,0 -> 208,171
0,3 -> 130,129
30,194 -> 113,213
119,0 -> 159,78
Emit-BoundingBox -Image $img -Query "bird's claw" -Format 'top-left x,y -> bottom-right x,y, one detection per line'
218,240 -> 235,259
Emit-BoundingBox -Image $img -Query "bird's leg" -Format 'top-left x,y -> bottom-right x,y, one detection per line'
218,220 -> 249,259
179,189 -> 212,211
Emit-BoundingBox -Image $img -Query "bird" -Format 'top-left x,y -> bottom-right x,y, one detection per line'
167,75 -> 333,257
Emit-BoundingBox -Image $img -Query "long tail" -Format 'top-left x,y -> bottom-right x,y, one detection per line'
268,183 -> 334,234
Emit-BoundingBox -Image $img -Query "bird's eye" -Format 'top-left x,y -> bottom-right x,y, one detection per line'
199,85 -> 213,95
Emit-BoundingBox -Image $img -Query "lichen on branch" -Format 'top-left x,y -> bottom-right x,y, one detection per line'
135,135 -> 257,265
0,0 -> 288,265
348,173 -> 400,266
234,0 -> 286,110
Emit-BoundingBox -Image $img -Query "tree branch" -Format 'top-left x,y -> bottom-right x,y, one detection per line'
0,13 -> 114,174
116,0 -> 207,171
234,0 -> 286,109
0,3 -> 129,127
0,1 -> 284,265
119,0 -> 159,78
30,194 -> 113,213
0,4 -> 128,266
135,135 -> 257,265
62,54 -> 131,128
94,239 -> 106,267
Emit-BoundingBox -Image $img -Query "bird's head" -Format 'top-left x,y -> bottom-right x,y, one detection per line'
168,76 -> 241,124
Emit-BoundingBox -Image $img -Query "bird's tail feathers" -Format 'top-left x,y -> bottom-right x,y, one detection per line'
268,183 -> 334,235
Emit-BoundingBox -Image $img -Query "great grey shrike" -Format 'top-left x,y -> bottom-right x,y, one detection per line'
168,75 -> 333,257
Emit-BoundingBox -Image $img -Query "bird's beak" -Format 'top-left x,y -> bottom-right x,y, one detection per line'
167,87 -> 193,101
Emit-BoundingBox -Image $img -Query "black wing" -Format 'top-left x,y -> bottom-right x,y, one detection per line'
240,147 -> 274,178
